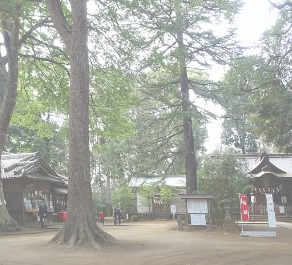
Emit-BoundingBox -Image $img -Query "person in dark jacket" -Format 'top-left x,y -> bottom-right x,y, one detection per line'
116,206 -> 121,225
38,203 -> 46,229
43,205 -> 48,227
113,207 -> 118,225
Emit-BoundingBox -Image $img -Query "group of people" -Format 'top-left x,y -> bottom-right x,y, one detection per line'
99,206 -> 122,226
38,203 -> 123,229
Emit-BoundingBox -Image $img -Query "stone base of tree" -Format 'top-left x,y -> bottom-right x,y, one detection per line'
51,216 -> 116,248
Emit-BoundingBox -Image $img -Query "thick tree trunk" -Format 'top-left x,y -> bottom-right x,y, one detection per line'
0,16 -> 21,231
47,0 -> 115,248
177,32 -> 197,194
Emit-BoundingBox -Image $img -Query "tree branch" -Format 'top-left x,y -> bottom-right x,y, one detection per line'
19,16 -> 50,47
45,0 -> 72,48
19,53 -> 70,76
268,1 -> 292,9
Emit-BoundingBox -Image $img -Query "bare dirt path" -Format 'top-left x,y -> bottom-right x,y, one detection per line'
1,219 -> 292,265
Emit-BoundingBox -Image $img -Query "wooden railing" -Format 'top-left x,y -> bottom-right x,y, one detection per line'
249,205 -> 292,215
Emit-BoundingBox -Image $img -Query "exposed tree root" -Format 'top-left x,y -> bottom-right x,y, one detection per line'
51,216 -> 116,248
0,212 -> 21,232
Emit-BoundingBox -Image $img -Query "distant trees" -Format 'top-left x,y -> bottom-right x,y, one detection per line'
222,1 -> 292,153
111,181 -> 136,218
219,94 -> 259,154
198,149 -> 250,223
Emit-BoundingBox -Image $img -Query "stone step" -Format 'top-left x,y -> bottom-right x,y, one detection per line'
250,215 -> 292,222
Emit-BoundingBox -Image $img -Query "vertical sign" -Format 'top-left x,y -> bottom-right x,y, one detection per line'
170,205 -> 176,213
240,194 -> 250,221
266,194 -> 277,227
50,194 -> 53,207
171,205 -> 176,230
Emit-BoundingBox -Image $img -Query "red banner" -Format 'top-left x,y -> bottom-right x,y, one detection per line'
240,194 -> 250,221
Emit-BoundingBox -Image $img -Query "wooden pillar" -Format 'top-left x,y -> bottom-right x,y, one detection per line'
184,199 -> 189,229
22,178 -> 25,225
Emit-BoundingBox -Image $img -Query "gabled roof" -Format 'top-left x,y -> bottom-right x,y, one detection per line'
247,153 -> 292,178
129,175 -> 186,188
245,153 -> 292,175
1,152 -> 67,184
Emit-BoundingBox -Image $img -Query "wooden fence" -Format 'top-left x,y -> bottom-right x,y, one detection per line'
249,205 -> 292,215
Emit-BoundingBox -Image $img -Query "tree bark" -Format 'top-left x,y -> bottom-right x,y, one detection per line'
46,0 -> 115,248
0,15 -> 21,231
177,31 -> 197,194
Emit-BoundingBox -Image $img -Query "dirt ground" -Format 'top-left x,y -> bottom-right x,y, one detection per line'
1,218 -> 292,265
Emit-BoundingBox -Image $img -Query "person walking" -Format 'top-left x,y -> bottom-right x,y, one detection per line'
38,203 -> 46,229
116,206 -> 121,225
100,210 -> 105,225
43,205 -> 48,227
113,207 -> 118,225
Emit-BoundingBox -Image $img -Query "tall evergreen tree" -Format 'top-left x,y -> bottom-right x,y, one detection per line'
111,0 -> 243,193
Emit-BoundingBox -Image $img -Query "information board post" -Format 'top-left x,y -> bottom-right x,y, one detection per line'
179,194 -> 213,229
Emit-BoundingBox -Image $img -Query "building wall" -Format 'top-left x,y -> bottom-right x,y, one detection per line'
3,179 -> 23,192
136,191 -> 186,216
137,192 -> 152,214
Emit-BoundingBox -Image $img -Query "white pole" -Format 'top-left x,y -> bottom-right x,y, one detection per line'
239,193 -> 243,232
173,213 -> 176,230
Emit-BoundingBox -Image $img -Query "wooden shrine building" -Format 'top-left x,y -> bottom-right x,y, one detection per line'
1,152 -> 68,224
247,153 -> 292,207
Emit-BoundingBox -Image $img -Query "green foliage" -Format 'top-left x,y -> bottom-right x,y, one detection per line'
5,123 -> 69,176
246,87 -> 292,153
218,91 -> 259,154
130,215 -> 138,222
198,148 -> 251,223
139,183 -> 159,218
160,186 -> 174,210
221,4 -> 292,154
111,182 -> 136,215
92,185 -> 109,217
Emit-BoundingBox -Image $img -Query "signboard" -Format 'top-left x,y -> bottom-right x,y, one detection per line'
279,206 -> 285,214
240,231 -> 276,238
187,199 -> 208,214
266,194 -> 277,228
170,205 -> 176,213
190,214 -> 206,225
240,194 -> 250,221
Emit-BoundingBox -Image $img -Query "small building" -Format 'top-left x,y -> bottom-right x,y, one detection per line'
1,152 -> 68,224
129,175 -> 186,219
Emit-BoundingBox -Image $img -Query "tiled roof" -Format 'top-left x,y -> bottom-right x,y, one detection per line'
1,152 -> 67,184
129,175 -> 186,188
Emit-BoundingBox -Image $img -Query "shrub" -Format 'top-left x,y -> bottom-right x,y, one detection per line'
131,215 -> 139,222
